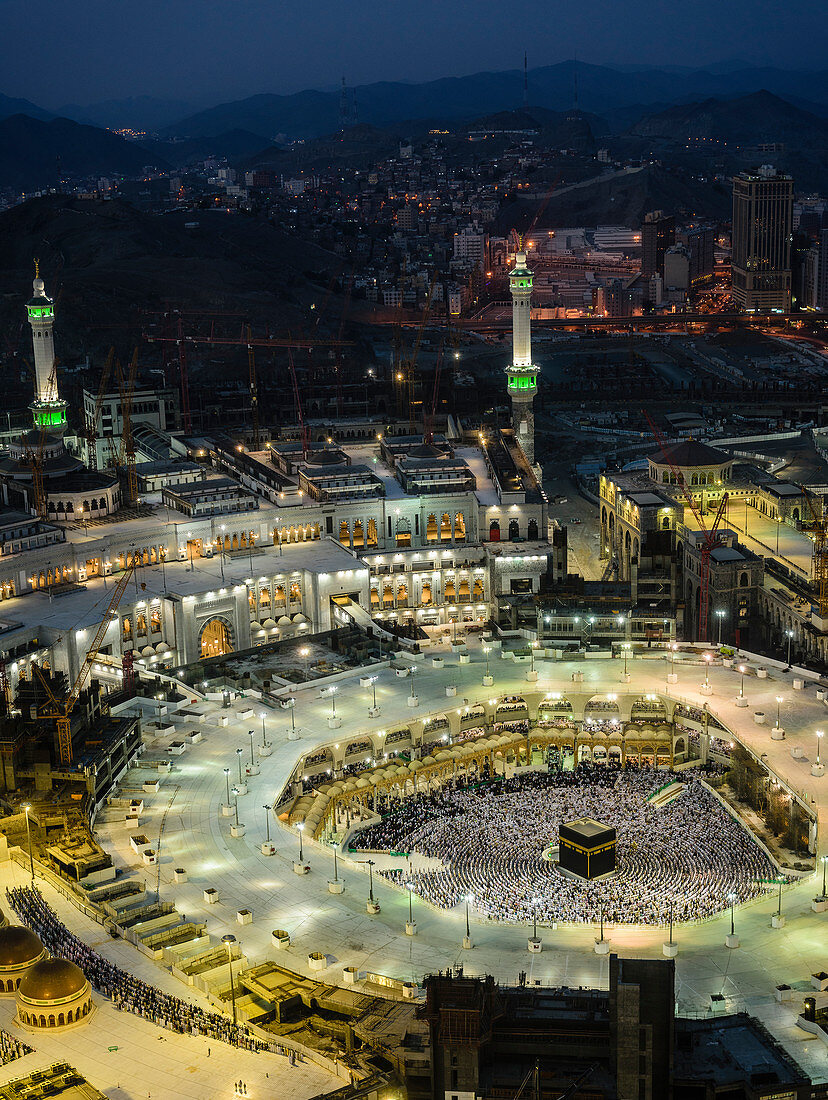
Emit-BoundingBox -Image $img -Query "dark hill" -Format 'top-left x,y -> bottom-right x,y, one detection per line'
494,163 -> 731,233
0,195 -> 343,357
0,93 -> 52,123
0,115 -> 165,189
164,62 -> 828,141
629,90 -> 828,147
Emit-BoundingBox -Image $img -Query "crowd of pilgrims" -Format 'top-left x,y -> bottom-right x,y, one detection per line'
0,1028 -> 31,1065
351,762 -> 775,925
5,886 -> 296,1060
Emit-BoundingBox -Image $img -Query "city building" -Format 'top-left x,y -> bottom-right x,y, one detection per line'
641,210 -> 675,278
731,167 -> 794,312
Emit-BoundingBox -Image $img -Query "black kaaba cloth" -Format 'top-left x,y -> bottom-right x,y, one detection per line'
558,818 -> 616,879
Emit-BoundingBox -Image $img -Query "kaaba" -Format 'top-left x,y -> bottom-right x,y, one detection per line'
558,818 -> 616,880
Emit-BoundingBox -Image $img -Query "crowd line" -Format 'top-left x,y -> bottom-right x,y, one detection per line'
5,886 -> 300,1063
352,763 -> 775,924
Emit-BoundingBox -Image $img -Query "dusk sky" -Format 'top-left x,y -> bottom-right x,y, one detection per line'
1,0 -> 823,108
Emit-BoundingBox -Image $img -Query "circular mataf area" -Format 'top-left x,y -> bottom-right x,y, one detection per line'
352,765 -> 778,925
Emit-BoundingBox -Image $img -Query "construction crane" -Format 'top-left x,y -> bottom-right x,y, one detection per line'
34,563 -> 135,765
644,412 -> 729,643
423,340 -> 444,445
84,347 -> 114,471
401,271 -> 438,433
287,348 -> 310,457
801,486 -> 828,618
246,325 -> 260,450
115,350 -> 139,507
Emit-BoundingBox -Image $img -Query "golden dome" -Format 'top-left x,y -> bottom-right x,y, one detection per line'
18,959 -> 88,1004
0,926 -> 44,968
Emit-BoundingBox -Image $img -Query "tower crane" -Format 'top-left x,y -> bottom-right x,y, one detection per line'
287,348 -> 310,458
115,350 -> 139,507
644,411 -> 728,642
84,347 -> 114,471
246,325 -> 260,450
401,271 -> 438,433
423,340 -> 445,445
33,562 -> 135,765
801,486 -> 828,618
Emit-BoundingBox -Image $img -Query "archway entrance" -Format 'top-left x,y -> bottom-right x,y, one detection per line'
200,618 -> 234,658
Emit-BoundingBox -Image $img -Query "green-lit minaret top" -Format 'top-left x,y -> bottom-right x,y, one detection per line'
27,263 -> 68,433
504,249 -> 539,464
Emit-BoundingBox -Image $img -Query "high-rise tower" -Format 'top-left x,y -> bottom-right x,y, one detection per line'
731,166 -> 793,312
505,248 -> 539,465
26,265 -> 67,433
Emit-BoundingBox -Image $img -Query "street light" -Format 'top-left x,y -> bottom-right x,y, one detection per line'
368,676 -> 378,711
465,892 -> 473,939
728,892 -> 736,937
703,652 -> 712,688
247,729 -> 255,765
817,729 -> 824,766
776,876 -> 784,919
530,642 -> 538,675
329,685 -> 337,719
622,642 -> 631,676
483,646 -> 491,680
298,822 -> 305,863
785,629 -> 794,669
406,881 -> 414,927
367,858 -> 376,903
775,696 -> 783,730
715,609 -> 725,645
300,646 -> 310,680
218,523 -> 226,582
260,711 -> 268,747
262,804 -> 272,845
738,664 -> 746,699
236,746 -> 244,784
221,934 -> 237,1027
22,804 -> 34,884
224,767 -> 231,806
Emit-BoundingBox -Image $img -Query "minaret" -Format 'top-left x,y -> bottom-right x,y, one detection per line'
26,263 -> 67,433
505,246 -> 539,465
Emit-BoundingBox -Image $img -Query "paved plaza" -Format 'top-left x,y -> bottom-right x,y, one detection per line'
83,637 -> 828,1082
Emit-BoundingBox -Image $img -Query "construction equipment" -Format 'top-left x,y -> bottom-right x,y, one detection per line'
423,340 -> 444,445
286,348 -> 310,457
115,350 -> 139,506
644,412 -> 729,642
801,486 -> 828,618
84,347 -> 114,471
401,271 -> 438,433
34,563 -> 135,765
246,325 -> 260,450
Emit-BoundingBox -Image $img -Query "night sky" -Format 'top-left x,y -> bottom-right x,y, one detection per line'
1,0 -> 822,109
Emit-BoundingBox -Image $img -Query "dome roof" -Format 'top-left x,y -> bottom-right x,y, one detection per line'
0,926 -> 44,968
650,440 -> 731,468
304,448 -> 347,466
406,443 -> 443,459
18,958 -> 87,1003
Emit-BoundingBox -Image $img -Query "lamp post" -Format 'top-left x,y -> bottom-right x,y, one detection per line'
729,893 -> 736,937
785,629 -> 794,669
775,696 -> 783,730
221,934 -> 237,1027
738,664 -> 746,699
530,642 -> 537,675
715,609 -> 725,645
262,804 -> 271,844
822,854 -> 827,899
776,876 -> 784,919
224,767 -> 231,806
463,892 -> 474,948
22,804 -> 34,884
300,645 -> 310,681
247,729 -> 255,765
622,642 -> 631,676
370,676 -> 378,711
298,822 -> 305,863
367,858 -> 376,903
483,646 -> 492,686
406,881 -> 416,935
236,746 -> 244,784
817,729 -> 824,766
701,652 -> 712,695
260,712 -> 267,747
219,523 -> 226,582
